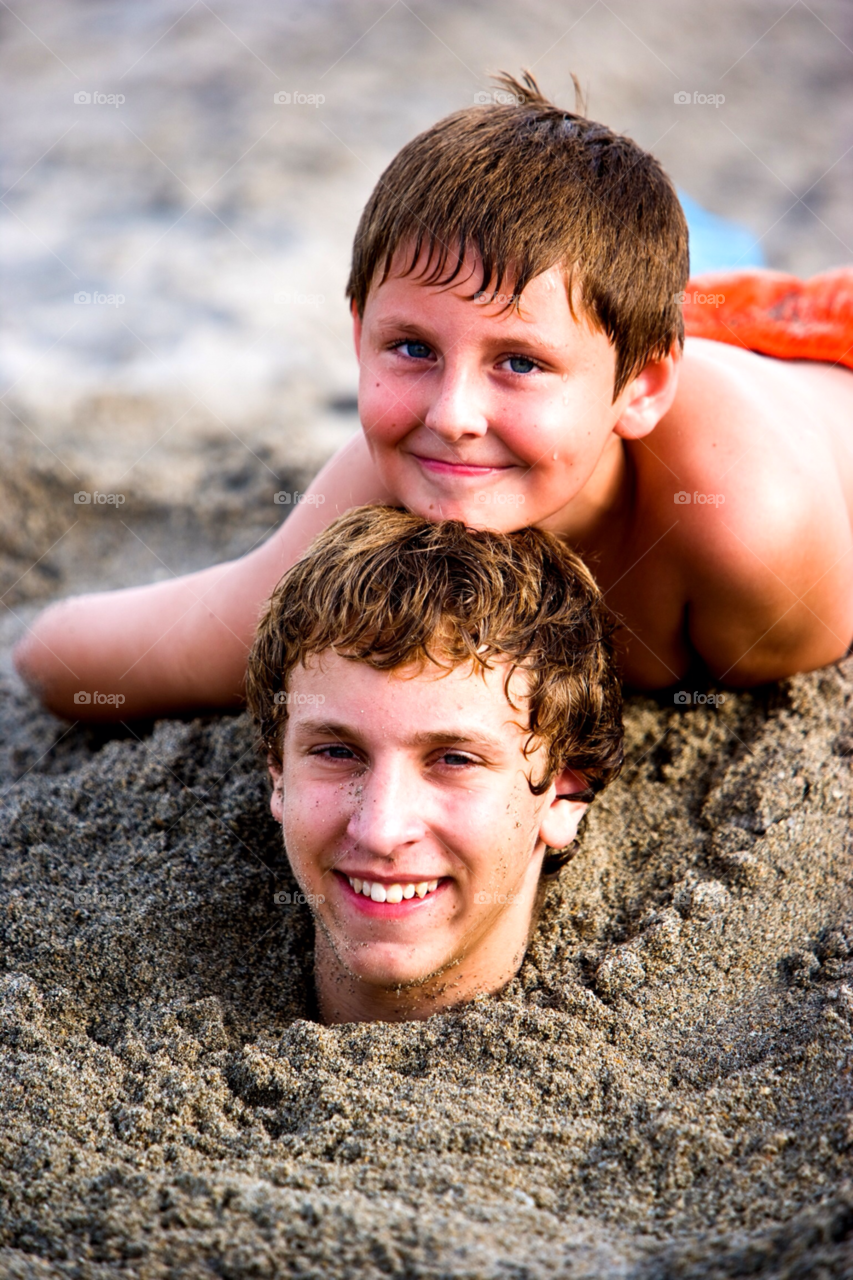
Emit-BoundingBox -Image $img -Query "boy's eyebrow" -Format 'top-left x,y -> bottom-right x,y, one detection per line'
291,719 -> 511,752
408,728 -> 508,750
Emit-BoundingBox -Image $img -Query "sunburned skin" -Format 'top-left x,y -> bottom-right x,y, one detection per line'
14,245 -> 853,719
267,651 -> 588,1025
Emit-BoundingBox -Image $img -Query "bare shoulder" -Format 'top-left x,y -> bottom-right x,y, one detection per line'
635,338 -> 852,570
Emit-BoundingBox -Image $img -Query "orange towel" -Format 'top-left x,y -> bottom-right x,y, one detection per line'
682,267 -> 853,370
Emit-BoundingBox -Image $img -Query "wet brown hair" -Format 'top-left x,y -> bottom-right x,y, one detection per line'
346,71 -> 689,399
246,505 -> 623,874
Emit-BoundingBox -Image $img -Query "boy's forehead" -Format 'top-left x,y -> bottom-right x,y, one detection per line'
288,649 -> 534,735
369,241 -> 593,331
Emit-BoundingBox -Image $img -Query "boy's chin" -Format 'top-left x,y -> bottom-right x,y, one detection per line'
329,938 -> 455,992
406,486 -> 564,535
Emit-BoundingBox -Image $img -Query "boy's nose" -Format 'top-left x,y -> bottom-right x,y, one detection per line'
422,367 -> 489,442
345,760 -> 430,858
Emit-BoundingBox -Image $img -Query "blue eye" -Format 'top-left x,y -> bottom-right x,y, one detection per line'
507,355 -> 538,374
441,752 -> 475,767
396,340 -> 432,360
314,745 -> 356,760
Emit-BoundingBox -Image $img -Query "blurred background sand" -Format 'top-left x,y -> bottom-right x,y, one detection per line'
2,0 -> 853,617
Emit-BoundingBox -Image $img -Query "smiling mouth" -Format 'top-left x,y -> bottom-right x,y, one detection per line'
412,454 -> 513,476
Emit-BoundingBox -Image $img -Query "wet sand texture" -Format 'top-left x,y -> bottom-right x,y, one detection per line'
1,664 -> 852,1277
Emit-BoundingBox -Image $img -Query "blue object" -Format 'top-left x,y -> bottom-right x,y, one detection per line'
679,191 -> 765,275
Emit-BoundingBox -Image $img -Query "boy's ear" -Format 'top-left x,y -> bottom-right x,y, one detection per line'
267,754 -> 284,823
538,765 -> 590,851
613,348 -> 680,442
351,299 -> 363,359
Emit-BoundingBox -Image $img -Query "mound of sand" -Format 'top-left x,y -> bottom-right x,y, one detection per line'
1,657 -> 852,1278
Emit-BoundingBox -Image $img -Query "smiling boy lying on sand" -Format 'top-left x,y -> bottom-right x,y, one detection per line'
15,73 -> 853,719
246,505 -> 621,1024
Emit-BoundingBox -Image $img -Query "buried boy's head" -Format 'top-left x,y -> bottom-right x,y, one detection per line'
348,74 -> 689,532
247,506 -> 622,1025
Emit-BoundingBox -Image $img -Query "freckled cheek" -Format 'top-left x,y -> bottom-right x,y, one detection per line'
360,391 -> 414,447
282,792 -> 349,868
445,813 -> 506,882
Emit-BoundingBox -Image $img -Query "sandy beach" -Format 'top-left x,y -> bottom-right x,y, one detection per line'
2,2 -> 853,1275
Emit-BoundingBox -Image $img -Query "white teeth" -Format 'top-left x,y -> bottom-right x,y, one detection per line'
346,876 -> 441,902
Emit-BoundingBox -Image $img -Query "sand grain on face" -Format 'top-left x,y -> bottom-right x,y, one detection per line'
1,666 -> 852,1277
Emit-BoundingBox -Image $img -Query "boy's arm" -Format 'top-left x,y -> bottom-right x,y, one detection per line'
13,433 -> 395,721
